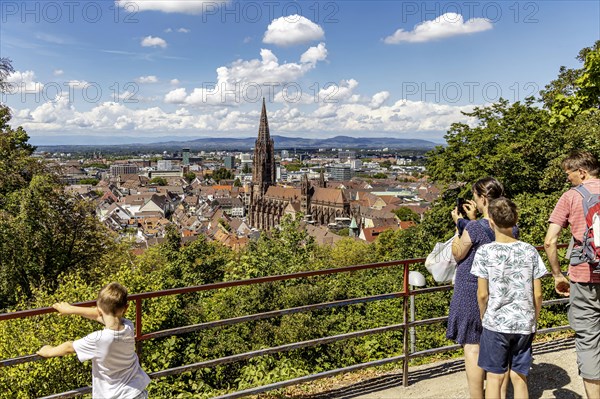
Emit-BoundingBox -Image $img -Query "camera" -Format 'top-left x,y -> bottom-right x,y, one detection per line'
457,197 -> 466,217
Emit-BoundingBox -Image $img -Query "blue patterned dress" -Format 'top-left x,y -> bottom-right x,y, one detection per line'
446,219 -> 518,345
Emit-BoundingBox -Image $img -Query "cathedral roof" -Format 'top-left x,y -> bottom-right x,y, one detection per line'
265,186 -> 301,200
311,187 -> 347,204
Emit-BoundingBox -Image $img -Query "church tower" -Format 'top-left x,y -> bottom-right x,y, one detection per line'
252,98 -> 276,194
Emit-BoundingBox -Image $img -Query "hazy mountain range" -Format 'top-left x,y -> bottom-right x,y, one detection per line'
34,135 -> 439,152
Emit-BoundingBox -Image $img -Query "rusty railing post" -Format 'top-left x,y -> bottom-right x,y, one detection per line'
135,298 -> 143,361
402,262 -> 410,387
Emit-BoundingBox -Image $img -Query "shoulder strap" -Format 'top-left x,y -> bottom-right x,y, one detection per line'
574,184 -> 594,216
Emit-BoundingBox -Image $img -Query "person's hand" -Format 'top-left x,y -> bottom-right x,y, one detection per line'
554,275 -> 570,297
463,200 -> 477,220
36,345 -> 54,358
451,207 -> 462,224
52,302 -> 74,315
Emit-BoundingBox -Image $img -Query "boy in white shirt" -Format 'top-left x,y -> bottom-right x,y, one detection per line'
471,197 -> 548,399
37,282 -> 150,399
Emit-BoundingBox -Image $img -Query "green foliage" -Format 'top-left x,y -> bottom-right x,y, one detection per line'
379,160 -> 392,169
284,162 -> 302,172
183,171 -> 196,184
549,41 -> 600,124
149,177 -> 167,186
77,178 -> 99,186
393,207 -> 420,223
211,168 -> 234,182
233,178 -> 242,187
82,163 -> 108,169
372,173 -> 388,179
425,98 -> 557,197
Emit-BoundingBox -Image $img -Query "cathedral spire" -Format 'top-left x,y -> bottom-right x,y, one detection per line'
253,98 -> 276,191
258,97 -> 270,142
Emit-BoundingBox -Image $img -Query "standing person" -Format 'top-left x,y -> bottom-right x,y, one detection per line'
472,197 -> 547,399
447,177 -> 517,399
37,282 -> 151,399
544,150 -> 600,399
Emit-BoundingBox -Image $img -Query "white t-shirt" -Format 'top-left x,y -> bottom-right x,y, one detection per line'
471,241 -> 548,335
73,319 -> 150,399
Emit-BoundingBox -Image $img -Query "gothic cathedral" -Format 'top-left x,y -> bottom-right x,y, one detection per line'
249,99 -> 351,230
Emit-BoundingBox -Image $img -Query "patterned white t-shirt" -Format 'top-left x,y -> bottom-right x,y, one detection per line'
471,241 -> 548,334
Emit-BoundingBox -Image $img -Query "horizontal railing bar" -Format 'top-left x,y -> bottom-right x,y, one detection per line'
0,354 -> 41,367
211,353 -> 411,399
149,323 -> 406,379
38,386 -> 91,399
409,344 -> 463,359
543,298 -> 569,306
538,325 -> 572,334
0,258 -> 424,321
140,292 -> 405,341
2,292 -> 569,369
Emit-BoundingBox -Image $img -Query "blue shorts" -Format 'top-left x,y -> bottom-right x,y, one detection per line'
478,328 -> 534,376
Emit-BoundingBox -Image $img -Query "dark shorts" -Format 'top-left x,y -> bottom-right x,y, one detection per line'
478,328 -> 534,376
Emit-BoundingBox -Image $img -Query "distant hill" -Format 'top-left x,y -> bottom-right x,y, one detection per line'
35,135 -> 438,152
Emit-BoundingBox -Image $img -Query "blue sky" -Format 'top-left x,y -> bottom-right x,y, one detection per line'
1,0 -> 598,145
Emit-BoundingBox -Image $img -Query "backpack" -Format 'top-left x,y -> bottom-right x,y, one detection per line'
570,185 -> 600,266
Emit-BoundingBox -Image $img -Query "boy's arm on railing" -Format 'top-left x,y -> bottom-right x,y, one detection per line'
36,342 -> 75,358
53,302 -> 104,324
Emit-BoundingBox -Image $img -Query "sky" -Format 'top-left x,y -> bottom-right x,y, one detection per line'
1,0 -> 598,145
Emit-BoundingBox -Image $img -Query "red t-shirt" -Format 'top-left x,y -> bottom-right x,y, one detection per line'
548,178 -> 600,283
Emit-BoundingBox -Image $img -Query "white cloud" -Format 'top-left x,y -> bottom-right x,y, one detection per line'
263,15 -> 325,46
6,70 -> 44,93
177,28 -> 190,33
384,13 -> 492,44
370,91 -> 390,109
300,42 -> 327,64
53,69 -> 64,76
243,36 -> 252,44
66,80 -> 89,89
164,88 -> 188,103
165,45 -> 328,107
164,28 -> 173,33
137,75 -> 159,84
116,0 -> 228,15
141,36 -> 167,48
170,79 -> 180,85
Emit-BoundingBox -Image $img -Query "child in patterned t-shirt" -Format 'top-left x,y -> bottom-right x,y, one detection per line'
471,197 -> 548,399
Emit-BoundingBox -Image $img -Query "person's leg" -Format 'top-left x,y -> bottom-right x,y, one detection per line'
500,370 -> 510,399
465,343 -> 485,399
569,283 -> 600,398
485,372 -> 505,399
583,379 -> 600,399
509,370 -> 528,399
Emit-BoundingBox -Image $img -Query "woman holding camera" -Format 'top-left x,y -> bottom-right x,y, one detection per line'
446,177 -> 516,399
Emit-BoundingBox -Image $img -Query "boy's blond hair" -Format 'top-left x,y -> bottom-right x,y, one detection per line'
97,282 -> 128,315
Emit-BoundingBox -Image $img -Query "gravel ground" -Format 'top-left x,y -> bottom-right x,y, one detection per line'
298,338 -> 584,399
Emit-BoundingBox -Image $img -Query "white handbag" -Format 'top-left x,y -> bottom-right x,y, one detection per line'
424,235 -> 457,284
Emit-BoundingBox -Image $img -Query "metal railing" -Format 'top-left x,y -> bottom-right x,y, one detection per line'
0,245 -> 570,399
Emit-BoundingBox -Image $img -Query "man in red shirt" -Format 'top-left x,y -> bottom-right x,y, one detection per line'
545,150 -> 600,399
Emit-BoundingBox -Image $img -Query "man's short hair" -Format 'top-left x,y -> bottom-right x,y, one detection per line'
562,151 -> 600,177
97,282 -> 128,315
488,197 -> 518,229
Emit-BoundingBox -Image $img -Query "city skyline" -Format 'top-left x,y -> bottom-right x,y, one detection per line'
1,0 -> 598,144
